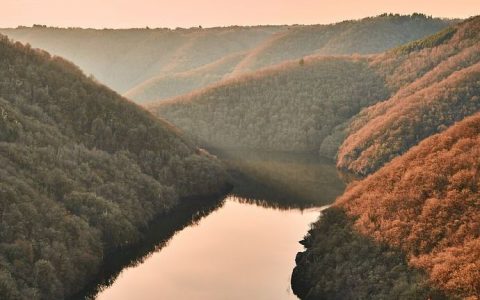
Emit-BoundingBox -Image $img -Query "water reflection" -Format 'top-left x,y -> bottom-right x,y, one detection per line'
96,198 -> 326,300
216,149 -> 346,209
77,150 -> 346,299
73,196 -> 226,300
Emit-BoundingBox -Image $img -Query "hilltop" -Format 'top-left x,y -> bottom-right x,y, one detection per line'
1,14 -> 453,103
0,26 -> 282,97
230,13 -> 452,74
337,16 -> 480,175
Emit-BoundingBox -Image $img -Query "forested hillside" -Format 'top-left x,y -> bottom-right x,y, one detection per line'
124,52 -> 247,102
149,56 -> 389,152
293,112 -> 480,299
1,14 -> 452,103
230,13 -> 452,74
337,16 -> 480,175
0,26 -> 281,95
0,36 -> 228,299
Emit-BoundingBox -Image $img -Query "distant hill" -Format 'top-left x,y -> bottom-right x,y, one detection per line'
0,26 -> 282,97
0,36 -> 228,299
230,13 -> 453,74
149,56 -> 390,152
337,16 -> 480,175
124,52 -> 247,102
148,17 -> 480,171
293,112 -> 480,299
146,16 -> 476,156
1,14 -> 453,103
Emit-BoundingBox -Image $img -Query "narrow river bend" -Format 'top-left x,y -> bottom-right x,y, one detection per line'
97,197 -> 327,300
90,151 -> 346,300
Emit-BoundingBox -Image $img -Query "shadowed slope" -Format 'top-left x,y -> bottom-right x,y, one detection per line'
0,36 -> 229,300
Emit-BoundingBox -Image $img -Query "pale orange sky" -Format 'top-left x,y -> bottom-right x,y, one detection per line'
3,0 -> 480,28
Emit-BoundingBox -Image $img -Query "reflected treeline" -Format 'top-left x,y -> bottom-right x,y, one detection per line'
75,149 -> 347,299
212,149 -> 347,210
71,195 -> 226,300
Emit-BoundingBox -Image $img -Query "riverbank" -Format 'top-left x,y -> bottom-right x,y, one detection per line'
95,196 -> 324,300
291,207 -> 446,299
70,185 -> 232,300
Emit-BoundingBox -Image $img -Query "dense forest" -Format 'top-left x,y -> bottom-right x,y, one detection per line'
230,13 -> 453,74
0,25 -> 281,96
291,208 -> 446,300
1,14 -> 452,103
337,16 -> 480,175
1,12 -> 478,300
0,36 -> 229,299
150,17 -> 479,171
294,112 -> 480,299
125,52 -> 247,103
150,56 -> 389,152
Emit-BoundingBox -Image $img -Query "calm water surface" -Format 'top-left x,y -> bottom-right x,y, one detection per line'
97,198 -> 326,300
91,151 -> 346,300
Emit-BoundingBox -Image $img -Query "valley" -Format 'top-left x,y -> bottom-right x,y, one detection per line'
0,10 -> 478,300
80,151 -> 345,300
1,14 -> 453,103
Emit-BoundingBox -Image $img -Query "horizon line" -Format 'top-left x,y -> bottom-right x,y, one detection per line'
0,12 -> 468,31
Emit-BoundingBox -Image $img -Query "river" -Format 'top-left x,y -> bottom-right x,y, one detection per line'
87,151 -> 346,300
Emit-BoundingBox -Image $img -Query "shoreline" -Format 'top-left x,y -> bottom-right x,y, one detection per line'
69,184 -> 232,300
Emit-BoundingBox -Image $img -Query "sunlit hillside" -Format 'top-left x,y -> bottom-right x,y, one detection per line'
124,52 -> 247,102
338,16 -> 480,175
294,112 -> 480,299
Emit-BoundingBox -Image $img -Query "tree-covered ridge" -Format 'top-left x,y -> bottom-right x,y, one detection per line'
336,113 -> 480,298
0,26 -> 282,95
337,16 -> 480,175
291,208 -> 446,300
232,13 -> 453,74
1,14 -> 453,103
393,26 -> 457,55
338,62 -> 480,175
124,52 -> 246,103
0,36 -> 228,299
149,56 -> 389,152
374,16 -> 480,92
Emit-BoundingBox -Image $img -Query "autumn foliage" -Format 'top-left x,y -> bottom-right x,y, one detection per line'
337,112 -> 480,298
338,16 -> 480,175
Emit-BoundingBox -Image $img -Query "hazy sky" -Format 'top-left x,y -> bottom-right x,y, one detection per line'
3,0 -> 480,28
